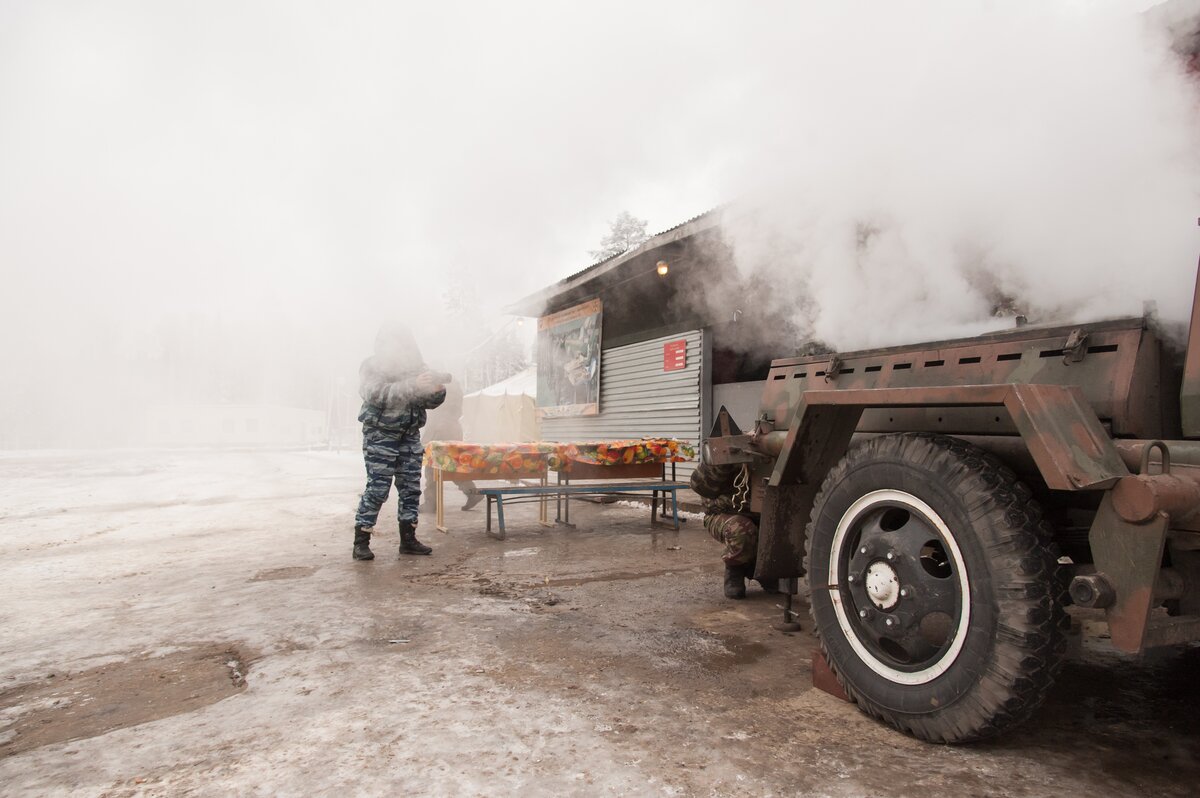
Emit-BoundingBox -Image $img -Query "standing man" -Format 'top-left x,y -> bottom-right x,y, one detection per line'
690,460 -> 779,599
353,324 -> 446,561
420,380 -> 482,513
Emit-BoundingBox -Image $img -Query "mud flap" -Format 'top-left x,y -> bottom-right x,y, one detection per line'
1090,494 -> 1170,653
754,483 -> 811,581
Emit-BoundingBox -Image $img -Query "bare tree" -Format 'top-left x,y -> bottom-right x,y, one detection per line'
588,210 -> 649,261
440,278 -> 530,392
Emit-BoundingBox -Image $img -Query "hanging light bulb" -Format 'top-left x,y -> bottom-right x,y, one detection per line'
656,260 -> 669,276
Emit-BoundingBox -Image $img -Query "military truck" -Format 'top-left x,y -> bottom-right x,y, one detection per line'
705,267 -> 1200,743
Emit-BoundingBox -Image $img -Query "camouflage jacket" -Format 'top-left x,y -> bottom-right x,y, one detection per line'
357,357 -> 447,434
689,461 -> 752,517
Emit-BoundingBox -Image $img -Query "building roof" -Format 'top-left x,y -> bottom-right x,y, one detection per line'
505,207 -> 723,316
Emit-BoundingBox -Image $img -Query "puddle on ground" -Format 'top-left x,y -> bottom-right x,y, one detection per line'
0,643 -> 251,758
250,566 -> 317,582
703,635 -> 771,671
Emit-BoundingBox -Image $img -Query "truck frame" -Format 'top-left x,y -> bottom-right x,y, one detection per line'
706,268 -> 1200,743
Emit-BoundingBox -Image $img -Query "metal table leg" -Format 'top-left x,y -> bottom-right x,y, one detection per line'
539,473 -> 550,527
435,468 -> 447,533
494,494 -> 507,541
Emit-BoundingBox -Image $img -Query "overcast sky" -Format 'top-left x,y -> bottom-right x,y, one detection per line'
0,0 -> 1194,443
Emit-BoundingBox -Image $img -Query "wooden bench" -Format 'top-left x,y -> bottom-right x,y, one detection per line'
479,461 -> 688,540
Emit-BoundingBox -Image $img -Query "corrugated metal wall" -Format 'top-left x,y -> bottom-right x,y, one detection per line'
541,329 -> 703,482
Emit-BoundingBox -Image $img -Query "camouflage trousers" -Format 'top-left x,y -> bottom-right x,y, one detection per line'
704,513 -> 759,566
355,426 -> 424,529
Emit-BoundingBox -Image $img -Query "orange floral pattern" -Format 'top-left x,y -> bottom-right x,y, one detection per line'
556,439 -> 695,469
423,438 -> 695,476
423,441 -> 557,477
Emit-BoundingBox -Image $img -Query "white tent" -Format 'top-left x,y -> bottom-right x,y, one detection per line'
461,366 -> 540,443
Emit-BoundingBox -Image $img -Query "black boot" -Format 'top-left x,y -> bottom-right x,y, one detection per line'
399,520 -> 432,556
723,563 -> 747,599
352,526 -> 374,561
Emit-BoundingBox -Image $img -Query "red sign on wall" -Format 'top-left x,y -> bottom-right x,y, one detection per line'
663,340 -> 687,372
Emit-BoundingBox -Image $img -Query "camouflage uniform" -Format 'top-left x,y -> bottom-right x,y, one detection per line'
354,337 -> 446,531
689,461 -> 758,566
356,426 -> 428,527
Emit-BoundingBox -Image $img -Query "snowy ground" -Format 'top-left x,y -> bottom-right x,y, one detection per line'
1,449 -> 1198,797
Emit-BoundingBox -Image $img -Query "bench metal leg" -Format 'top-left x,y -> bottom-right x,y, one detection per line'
494,495 -> 507,541
651,490 -> 659,526
671,488 -> 680,530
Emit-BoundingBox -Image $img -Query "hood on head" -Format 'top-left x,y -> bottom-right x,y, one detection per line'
374,322 -> 423,373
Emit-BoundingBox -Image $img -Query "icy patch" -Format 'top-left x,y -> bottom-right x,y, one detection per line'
612,500 -> 703,520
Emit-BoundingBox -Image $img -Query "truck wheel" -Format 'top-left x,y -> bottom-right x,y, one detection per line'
806,433 -> 1067,743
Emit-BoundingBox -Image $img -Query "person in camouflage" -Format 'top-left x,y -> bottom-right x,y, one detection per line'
689,460 -> 779,599
353,324 -> 446,561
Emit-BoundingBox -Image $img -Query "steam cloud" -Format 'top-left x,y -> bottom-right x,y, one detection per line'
715,2 -> 1200,350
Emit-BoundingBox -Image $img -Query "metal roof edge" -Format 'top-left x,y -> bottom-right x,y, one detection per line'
504,207 -> 725,316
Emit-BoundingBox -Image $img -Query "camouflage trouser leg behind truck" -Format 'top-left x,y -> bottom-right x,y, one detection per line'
705,513 -> 758,566
705,513 -> 775,599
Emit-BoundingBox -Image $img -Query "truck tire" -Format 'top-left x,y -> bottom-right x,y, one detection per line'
805,433 -> 1068,743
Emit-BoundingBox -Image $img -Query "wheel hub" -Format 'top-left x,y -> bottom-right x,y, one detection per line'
864,561 -> 900,609
830,491 -> 970,683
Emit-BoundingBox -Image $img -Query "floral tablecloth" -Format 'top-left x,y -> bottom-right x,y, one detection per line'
423,438 -> 695,477
555,439 -> 694,469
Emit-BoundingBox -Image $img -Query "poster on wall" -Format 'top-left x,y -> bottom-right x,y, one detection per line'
536,298 -> 602,418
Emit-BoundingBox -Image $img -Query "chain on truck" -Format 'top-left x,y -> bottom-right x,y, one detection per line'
704,258 -> 1200,743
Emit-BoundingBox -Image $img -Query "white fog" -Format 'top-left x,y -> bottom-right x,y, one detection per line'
1,0 -> 1196,445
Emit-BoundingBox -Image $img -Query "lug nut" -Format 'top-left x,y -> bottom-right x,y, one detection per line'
899,588 -> 908,598
859,609 -> 869,619
886,552 -> 896,561
847,574 -> 856,583
1069,573 -> 1116,609
885,617 -> 895,627
860,546 -> 868,555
